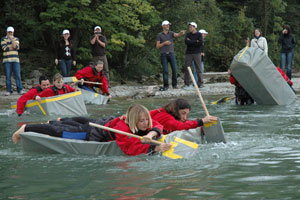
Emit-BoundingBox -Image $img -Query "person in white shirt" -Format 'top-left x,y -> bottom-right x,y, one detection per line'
250,28 -> 268,55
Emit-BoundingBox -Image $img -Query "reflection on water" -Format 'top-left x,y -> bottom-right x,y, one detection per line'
1,96 -> 300,199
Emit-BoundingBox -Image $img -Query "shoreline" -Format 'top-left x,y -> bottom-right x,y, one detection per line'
1,72 -> 299,102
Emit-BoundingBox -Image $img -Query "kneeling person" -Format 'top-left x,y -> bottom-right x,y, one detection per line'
75,60 -> 111,98
35,73 -> 75,101
16,75 -> 50,116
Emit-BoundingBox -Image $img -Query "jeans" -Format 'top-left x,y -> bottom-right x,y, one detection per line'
191,61 -> 198,83
4,62 -> 23,93
161,52 -> 178,87
59,59 -> 72,77
280,51 -> 294,79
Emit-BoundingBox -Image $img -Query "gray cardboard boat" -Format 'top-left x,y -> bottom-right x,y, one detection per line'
19,127 -> 222,156
230,47 -> 297,105
81,89 -> 109,105
11,91 -> 88,116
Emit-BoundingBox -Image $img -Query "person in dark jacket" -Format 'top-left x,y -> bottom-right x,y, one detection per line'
150,98 -> 217,134
183,22 -> 203,89
16,75 -> 50,116
75,60 -> 110,98
278,25 -> 296,79
55,29 -> 76,77
12,104 -> 171,156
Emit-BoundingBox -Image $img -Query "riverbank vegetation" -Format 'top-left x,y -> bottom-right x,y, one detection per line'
0,0 -> 299,81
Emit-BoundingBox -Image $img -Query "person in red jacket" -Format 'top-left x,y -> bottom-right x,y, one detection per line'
12,104 -> 171,156
228,69 -> 254,105
35,73 -> 75,101
276,66 -> 295,93
75,60 -> 111,98
16,75 -> 50,116
150,98 -> 217,135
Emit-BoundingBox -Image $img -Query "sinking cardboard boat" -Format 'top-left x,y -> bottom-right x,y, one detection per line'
19,126 -> 222,156
230,47 -> 297,105
11,91 -> 88,116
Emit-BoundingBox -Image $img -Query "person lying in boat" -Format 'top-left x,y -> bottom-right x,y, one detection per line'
150,98 -> 217,134
276,66 -> 295,93
75,60 -> 111,98
16,75 -> 50,116
12,104 -> 171,156
228,69 -> 254,105
34,73 -> 75,101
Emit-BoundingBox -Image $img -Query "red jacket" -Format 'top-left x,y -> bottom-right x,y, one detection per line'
16,85 -> 43,115
150,108 -> 199,134
105,116 -> 163,156
38,84 -> 75,98
229,75 -> 241,87
75,66 -> 109,95
276,67 -> 293,86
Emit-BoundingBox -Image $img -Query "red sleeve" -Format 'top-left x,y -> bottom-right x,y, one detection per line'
229,75 -> 238,85
150,109 -> 198,134
16,88 -> 38,115
100,75 -> 109,95
113,120 -> 152,156
64,84 -> 75,92
75,66 -> 93,80
38,88 -> 56,98
276,67 -> 293,85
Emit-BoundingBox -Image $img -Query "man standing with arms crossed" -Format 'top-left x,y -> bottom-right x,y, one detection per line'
1,26 -> 25,95
156,20 -> 185,91
183,22 -> 203,89
90,26 -> 109,81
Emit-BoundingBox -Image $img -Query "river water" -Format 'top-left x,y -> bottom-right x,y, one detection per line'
1,96 -> 300,199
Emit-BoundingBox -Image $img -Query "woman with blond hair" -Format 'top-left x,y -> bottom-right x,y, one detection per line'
12,104 -> 171,156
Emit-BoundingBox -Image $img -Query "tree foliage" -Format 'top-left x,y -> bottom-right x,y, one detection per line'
0,0 -> 299,80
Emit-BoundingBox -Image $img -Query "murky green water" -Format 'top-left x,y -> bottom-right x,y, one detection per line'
1,96 -> 300,199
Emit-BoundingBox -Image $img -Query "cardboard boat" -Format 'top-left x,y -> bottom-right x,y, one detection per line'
11,91 -> 88,116
230,47 -> 297,105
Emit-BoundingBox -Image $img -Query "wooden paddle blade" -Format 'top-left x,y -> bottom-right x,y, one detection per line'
203,118 -> 226,143
63,77 -> 77,83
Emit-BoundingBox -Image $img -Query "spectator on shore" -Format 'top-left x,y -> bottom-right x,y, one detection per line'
90,26 -> 109,81
16,76 -> 50,116
156,20 -> 185,91
183,22 -> 203,89
278,25 -> 296,80
1,26 -> 25,96
55,29 -> 76,77
247,28 -> 268,55
199,29 -> 208,73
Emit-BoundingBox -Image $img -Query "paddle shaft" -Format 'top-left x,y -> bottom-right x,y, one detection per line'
82,80 -> 102,85
89,122 -> 163,145
187,67 -> 209,116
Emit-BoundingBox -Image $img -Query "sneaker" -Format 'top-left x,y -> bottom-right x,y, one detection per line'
159,87 -> 168,91
18,89 -> 26,95
5,92 -> 11,96
181,85 -> 194,90
172,85 -> 178,89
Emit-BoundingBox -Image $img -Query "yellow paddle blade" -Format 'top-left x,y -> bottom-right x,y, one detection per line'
162,142 -> 183,159
204,120 -> 217,128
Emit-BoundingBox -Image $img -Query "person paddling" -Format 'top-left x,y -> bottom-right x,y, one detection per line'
12,104 -> 171,156
75,60 -> 111,98
150,98 -> 217,134
35,73 -> 75,101
16,75 -> 50,116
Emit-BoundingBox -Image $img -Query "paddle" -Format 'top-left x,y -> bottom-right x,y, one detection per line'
211,96 -> 235,104
187,67 -> 226,143
63,77 -> 102,85
89,122 -> 199,159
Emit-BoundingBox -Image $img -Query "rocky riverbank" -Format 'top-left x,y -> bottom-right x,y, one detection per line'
1,71 -> 299,101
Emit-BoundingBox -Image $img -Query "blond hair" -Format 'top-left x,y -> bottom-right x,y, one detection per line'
125,104 -> 152,133
53,73 -> 63,82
